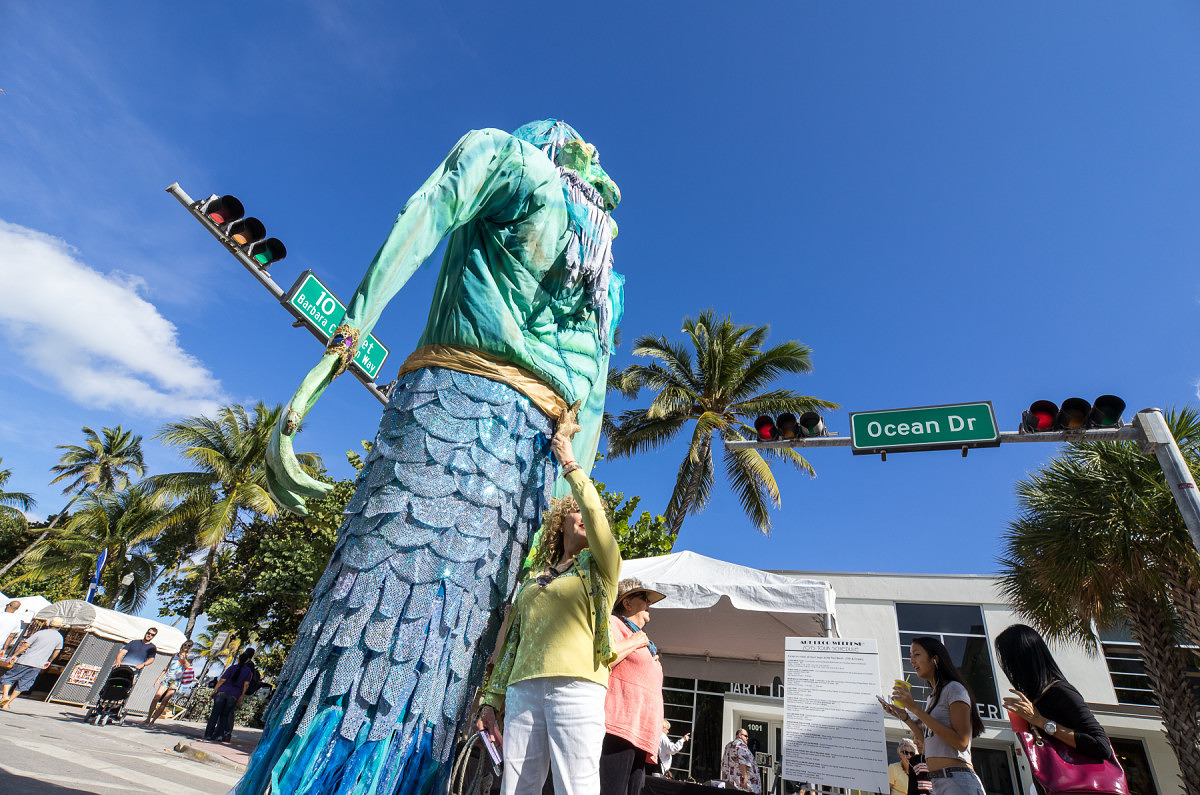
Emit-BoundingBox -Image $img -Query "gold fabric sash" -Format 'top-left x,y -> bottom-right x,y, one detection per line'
397,344 -> 568,421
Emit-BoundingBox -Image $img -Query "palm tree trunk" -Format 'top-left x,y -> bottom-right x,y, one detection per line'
184,545 -> 218,639
1126,596 -> 1200,795
665,434 -> 712,537
0,493 -> 82,579
1160,558 -> 1200,649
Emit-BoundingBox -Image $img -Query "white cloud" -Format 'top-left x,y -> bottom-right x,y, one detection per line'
0,219 -> 227,417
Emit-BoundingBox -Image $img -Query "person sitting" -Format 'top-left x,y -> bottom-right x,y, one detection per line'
600,577 -> 667,795
476,410 -> 621,795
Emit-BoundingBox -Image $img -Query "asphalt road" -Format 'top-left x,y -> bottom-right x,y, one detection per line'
0,700 -> 243,794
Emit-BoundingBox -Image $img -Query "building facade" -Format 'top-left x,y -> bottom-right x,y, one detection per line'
660,570 -> 1186,795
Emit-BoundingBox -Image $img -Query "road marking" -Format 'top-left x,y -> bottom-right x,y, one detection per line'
0,761 -> 143,792
3,735 -> 231,794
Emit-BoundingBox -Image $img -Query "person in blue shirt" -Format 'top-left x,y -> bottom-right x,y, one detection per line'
205,648 -> 258,744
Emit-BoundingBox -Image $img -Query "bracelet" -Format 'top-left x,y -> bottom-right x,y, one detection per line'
561,461 -> 581,475
326,325 -> 360,378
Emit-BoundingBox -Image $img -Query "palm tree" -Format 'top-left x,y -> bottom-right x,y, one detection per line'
19,485 -> 165,612
149,404 -> 321,638
998,410 -> 1200,794
0,459 -> 36,525
606,311 -> 838,536
0,426 -> 145,578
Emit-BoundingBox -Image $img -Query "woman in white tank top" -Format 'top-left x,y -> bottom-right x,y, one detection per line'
881,637 -> 986,795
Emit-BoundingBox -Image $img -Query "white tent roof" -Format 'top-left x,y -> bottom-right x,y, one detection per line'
4,595 -> 52,623
621,550 -> 837,685
35,600 -> 186,653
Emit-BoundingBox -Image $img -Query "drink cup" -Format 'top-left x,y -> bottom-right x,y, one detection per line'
892,679 -> 911,706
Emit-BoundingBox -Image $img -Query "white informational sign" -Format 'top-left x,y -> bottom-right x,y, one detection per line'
782,637 -> 890,793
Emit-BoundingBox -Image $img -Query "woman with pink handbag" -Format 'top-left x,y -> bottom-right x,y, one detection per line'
994,624 -> 1127,795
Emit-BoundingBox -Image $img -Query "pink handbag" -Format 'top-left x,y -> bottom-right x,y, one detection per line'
1009,714 -> 1128,795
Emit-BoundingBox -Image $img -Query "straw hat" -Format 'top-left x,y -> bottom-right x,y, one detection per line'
614,577 -> 666,607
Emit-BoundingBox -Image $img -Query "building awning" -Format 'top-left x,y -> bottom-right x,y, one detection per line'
35,600 -> 187,652
621,550 -> 837,685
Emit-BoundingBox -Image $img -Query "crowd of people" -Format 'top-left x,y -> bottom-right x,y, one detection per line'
0,598 -> 263,746
880,625 -> 1115,795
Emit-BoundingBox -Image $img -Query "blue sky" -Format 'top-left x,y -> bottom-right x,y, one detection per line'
2,2 -> 1199,618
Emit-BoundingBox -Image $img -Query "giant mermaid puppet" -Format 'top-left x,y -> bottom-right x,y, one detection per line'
239,120 -> 623,794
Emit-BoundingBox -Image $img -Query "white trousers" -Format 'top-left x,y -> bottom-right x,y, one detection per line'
502,676 -> 607,795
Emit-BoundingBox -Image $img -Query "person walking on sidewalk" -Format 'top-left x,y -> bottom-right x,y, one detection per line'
205,648 -> 257,743
115,628 -> 159,672
142,639 -> 195,726
0,617 -> 65,709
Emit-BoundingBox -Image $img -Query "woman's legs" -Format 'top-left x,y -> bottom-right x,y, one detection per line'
599,734 -> 647,795
149,686 -> 178,723
502,679 -> 552,795
206,692 -> 236,741
218,693 -> 238,740
141,685 -> 169,725
544,678 -> 606,795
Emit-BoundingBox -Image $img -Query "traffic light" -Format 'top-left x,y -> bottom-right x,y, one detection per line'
1020,396 -> 1126,432
755,416 -> 777,441
776,413 -> 799,439
196,194 -> 287,268
798,411 -> 828,437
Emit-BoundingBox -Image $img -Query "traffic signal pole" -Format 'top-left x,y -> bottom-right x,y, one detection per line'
725,407 -> 1200,556
1133,408 -> 1200,554
166,183 -> 390,406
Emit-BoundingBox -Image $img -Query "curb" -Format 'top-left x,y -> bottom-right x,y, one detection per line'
173,741 -> 247,771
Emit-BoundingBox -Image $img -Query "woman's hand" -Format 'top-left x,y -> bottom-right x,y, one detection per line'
891,683 -> 917,711
1002,688 -> 1039,723
476,704 -> 503,752
550,402 -> 582,468
877,695 -> 909,721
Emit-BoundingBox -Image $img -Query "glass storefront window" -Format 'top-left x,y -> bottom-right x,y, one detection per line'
895,603 -> 1002,720
1111,737 -> 1159,795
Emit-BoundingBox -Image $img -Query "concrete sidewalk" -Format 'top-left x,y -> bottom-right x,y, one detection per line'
5,693 -> 261,770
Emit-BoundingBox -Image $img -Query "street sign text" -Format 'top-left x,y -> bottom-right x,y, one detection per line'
850,402 -> 1000,455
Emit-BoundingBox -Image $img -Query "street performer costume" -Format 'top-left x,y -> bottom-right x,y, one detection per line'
240,120 -> 623,794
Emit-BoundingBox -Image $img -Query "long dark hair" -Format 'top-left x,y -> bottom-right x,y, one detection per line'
912,636 -> 984,737
228,647 -> 257,680
994,624 -> 1067,700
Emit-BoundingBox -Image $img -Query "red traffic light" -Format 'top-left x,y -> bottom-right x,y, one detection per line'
1021,396 -> 1125,432
198,195 -> 245,226
755,416 -> 777,441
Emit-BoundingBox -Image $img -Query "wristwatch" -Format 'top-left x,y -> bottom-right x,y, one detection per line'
1042,720 -> 1058,735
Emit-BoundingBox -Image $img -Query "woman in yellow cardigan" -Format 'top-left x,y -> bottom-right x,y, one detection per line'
477,414 -> 621,795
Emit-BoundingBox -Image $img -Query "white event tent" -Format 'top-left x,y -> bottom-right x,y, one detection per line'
35,600 -> 186,652
620,550 -> 837,685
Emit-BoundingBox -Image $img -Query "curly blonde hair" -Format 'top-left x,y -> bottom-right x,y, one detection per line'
529,494 -> 580,571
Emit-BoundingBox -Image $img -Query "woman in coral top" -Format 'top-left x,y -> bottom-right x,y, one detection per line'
600,578 -> 667,795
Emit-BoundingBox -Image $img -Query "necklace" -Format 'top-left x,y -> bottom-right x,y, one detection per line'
536,558 -> 575,589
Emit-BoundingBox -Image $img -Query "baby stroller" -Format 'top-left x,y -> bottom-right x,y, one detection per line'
84,665 -> 137,726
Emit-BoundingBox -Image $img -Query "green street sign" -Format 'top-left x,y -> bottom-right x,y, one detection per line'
283,271 -> 390,381
850,401 -> 1000,455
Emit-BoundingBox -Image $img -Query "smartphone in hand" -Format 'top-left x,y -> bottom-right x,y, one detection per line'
479,730 -> 502,777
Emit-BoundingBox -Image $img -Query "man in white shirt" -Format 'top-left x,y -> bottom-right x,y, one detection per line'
0,616 -> 65,709
656,720 -> 690,777
0,601 -> 23,655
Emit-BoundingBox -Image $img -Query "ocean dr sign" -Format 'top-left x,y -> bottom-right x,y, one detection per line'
849,402 -> 1000,455
284,271 -> 390,381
